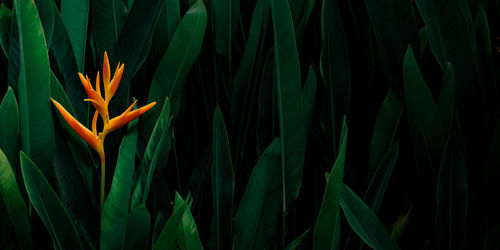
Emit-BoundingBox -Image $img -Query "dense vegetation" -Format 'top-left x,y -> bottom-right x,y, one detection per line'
0,0 -> 500,249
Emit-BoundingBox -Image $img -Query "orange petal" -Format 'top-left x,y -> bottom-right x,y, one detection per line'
79,73 -> 98,100
84,98 -> 108,120
95,71 -> 101,96
51,98 -> 100,151
92,110 -> 99,135
103,52 -> 110,85
107,101 -> 156,132
108,63 -> 124,100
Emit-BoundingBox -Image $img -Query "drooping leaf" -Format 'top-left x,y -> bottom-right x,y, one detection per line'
20,152 -> 83,250
101,120 -> 138,250
313,119 -> 347,250
369,89 -> 403,170
15,0 -> 55,175
143,0 -> 207,138
235,139 -> 281,250
340,184 -> 401,250
210,106 -> 234,249
270,0 -> 306,202
0,149 -> 31,250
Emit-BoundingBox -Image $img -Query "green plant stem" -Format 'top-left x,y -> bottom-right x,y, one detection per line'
100,152 -> 106,212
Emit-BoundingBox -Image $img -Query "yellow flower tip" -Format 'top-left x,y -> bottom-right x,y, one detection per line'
103,52 -> 110,85
50,98 -> 100,151
107,101 -> 156,133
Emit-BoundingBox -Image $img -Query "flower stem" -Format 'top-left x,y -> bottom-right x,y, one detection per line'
100,151 -> 106,212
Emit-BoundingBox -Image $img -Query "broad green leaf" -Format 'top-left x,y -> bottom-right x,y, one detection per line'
132,98 -> 172,208
365,0 -> 417,87
35,0 -> 54,49
15,0 -> 55,174
270,0 -> 306,202
403,46 -> 444,172
49,72 -> 95,194
0,87 -> 19,170
435,136 -> 468,250
114,0 -> 167,81
50,1 -> 88,123
235,139 -> 281,250
437,63 -> 455,136
61,0 -> 89,71
174,193 -> 203,250
320,0 -> 350,155
124,205 -> 151,250
364,142 -> 399,213
0,149 -> 31,250
8,10 -> 20,91
165,0 -> 181,41
340,184 -> 400,250
303,66 -> 317,137
210,106 -> 234,249
153,196 -> 188,250
20,152 -> 83,250
313,118 -> 347,250
101,120 -> 138,250
91,0 -> 119,59
213,0 -> 239,60
143,0 -> 207,138
369,89 -> 403,170
0,4 -> 12,57
256,52 -> 278,154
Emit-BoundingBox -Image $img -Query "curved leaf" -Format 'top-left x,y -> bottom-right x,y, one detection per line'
61,0 -> 89,71
153,196 -> 188,250
313,118 -> 347,250
143,0 -> 207,138
270,0 -> 306,202
124,205 -> 151,250
174,193 -> 203,250
15,0 -> 55,174
210,106 -> 234,249
101,120 -> 138,250
20,152 -> 83,250
0,87 -> 19,170
235,139 -> 281,250
0,149 -> 31,250
340,184 -> 400,250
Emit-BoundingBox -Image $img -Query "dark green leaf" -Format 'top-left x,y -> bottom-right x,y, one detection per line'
101,120 -> 138,250
303,66 -> 317,137
213,0 -> 239,60
365,0 -> 417,87
132,98 -> 172,208
313,118 -> 347,250
0,149 -> 31,250
61,0 -> 89,71
210,106 -> 234,249
0,4 -> 12,57
15,0 -> 55,174
143,0 -> 207,138
235,139 -> 281,249
369,89 -> 403,170
0,87 -> 19,170
124,205 -> 151,250
20,152 -> 83,250
270,0 -> 306,202
340,184 -> 400,250
435,136 -> 468,250
174,193 -> 203,250
437,63 -> 455,136
153,195 -> 188,250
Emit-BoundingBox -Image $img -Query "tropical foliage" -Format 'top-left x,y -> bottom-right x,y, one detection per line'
0,0 -> 499,249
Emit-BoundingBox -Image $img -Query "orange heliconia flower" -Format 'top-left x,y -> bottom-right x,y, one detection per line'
51,52 -> 156,157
